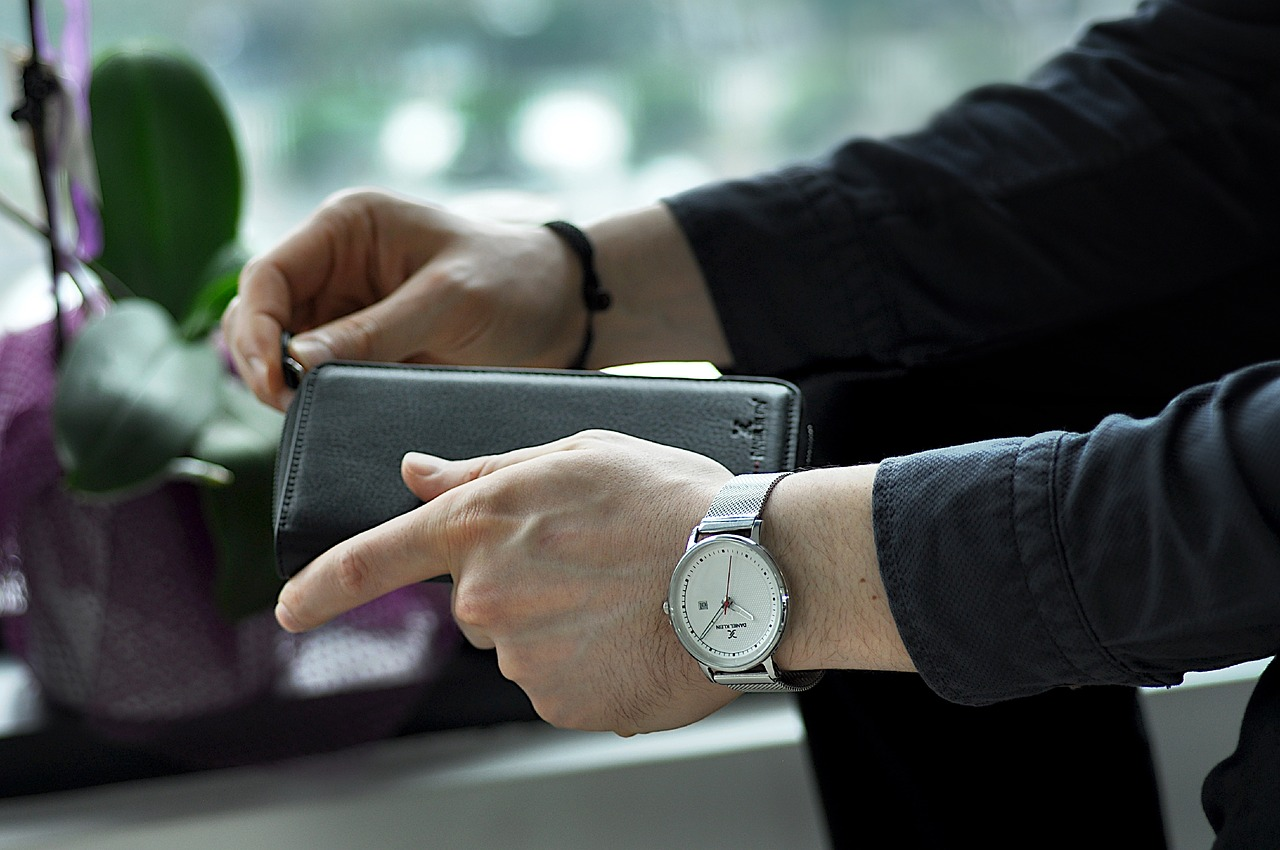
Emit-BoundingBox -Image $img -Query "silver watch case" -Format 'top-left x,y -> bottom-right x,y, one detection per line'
664,523 -> 791,681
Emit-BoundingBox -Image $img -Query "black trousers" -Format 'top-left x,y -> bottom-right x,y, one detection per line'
790,264 -> 1280,849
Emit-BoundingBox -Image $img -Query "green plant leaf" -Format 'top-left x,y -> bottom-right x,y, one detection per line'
180,240 -> 248,340
191,376 -> 285,620
90,44 -> 243,322
53,298 -> 222,493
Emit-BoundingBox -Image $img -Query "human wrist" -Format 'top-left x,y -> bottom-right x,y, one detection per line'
581,204 -> 733,369
761,464 -> 914,674
527,221 -> 595,369
543,221 -> 611,369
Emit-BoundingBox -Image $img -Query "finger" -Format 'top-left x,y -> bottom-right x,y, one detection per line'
221,293 -> 288,409
225,255 -> 310,407
228,196 -> 377,400
275,503 -> 452,633
286,279 -> 451,369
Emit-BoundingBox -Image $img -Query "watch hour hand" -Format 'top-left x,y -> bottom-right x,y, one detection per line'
727,600 -> 754,621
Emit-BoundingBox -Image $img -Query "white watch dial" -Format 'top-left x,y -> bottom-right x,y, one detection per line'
670,535 -> 786,671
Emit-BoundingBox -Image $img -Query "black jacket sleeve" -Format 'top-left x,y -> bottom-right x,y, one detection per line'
665,0 -> 1280,378
875,360 -> 1280,704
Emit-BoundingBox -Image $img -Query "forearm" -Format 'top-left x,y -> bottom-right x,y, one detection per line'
581,203 -> 733,369
762,464 -> 914,675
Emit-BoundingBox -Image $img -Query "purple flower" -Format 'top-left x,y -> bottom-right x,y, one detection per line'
56,0 -> 102,262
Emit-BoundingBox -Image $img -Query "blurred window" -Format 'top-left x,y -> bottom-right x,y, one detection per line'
3,0 -> 1135,277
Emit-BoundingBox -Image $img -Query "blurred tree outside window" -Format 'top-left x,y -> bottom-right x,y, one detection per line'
3,0 -> 1134,302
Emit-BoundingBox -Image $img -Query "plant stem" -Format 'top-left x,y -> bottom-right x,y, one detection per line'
86,258 -> 133,301
0,190 -> 48,236
12,0 -> 66,357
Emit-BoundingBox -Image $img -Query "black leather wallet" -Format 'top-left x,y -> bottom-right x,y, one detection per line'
272,361 -> 810,579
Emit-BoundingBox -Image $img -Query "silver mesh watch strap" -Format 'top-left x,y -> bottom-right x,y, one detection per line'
700,472 -> 824,693
719,668 -> 826,693
697,472 -> 793,535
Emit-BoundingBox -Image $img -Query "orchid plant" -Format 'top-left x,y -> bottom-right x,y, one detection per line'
4,0 -> 282,619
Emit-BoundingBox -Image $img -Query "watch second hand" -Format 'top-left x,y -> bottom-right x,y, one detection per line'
699,555 -> 736,642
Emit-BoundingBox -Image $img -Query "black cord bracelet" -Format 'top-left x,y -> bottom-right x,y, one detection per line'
543,220 -> 612,369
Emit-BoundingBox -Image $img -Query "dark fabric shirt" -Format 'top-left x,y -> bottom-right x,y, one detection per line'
666,0 -> 1280,843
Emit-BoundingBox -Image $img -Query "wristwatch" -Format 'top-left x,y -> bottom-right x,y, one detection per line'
663,472 -> 824,693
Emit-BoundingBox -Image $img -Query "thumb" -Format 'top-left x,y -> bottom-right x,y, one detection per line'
401,452 -> 460,502
400,435 -> 598,502
288,294 -> 432,369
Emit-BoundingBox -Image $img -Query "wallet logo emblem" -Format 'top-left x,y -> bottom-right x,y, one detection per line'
731,399 -> 770,472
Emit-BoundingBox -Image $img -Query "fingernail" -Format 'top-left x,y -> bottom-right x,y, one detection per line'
275,599 -> 303,633
289,333 -> 335,369
403,451 -> 442,478
247,356 -> 269,389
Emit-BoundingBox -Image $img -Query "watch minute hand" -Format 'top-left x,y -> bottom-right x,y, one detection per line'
698,605 -> 726,641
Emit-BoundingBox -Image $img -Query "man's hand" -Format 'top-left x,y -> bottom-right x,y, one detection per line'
275,430 -> 738,735
221,189 -> 586,410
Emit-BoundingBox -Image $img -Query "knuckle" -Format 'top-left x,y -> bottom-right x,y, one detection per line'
234,256 -> 277,301
445,495 -> 505,627
237,255 -> 263,282
443,491 -> 490,550
571,428 -> 611,445
567,429 -> 627,456
472,453 -> 512,482
451,573 -> 503,629
314,191 -> 378,248
332,544 -> 382,599
319,187 -> 382,213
